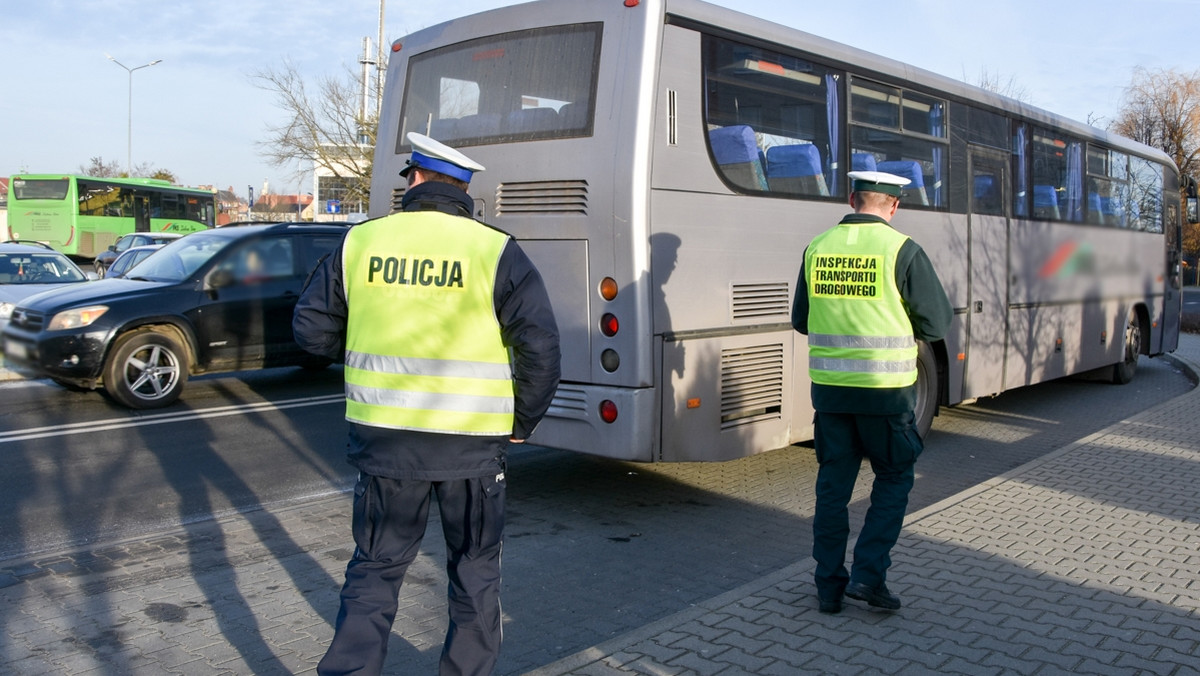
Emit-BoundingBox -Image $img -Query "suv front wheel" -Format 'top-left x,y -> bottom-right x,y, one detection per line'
103,328 -> 189,408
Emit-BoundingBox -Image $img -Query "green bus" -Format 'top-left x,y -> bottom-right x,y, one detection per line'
6,175 -> 216,258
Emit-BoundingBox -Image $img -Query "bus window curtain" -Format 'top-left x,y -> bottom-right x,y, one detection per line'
1066,142 -> 1084,221
931,104 -> 944,206
825,74 -> 840,193
1013,126 -> 1028,217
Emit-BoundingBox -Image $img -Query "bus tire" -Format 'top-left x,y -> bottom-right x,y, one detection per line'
103,329 -> 188,409
1111,311 -> 1141,385
914,340 -> 939,438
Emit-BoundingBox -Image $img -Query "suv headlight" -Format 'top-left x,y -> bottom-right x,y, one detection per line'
0,302 -> 13,320
48,305 -> 109,331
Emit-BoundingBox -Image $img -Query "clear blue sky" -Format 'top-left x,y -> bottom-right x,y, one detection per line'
1,0 -> 1193,201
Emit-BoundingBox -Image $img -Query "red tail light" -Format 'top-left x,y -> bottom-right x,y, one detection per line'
600,313 -> 619,337
599,400 -> 618,423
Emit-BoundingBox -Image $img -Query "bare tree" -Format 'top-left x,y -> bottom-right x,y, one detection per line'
249,60 -> 375,207
1111,67 -> 1200,180
1112,67 -> 1200,269
78,156 -> 177,183
79,156 -> 124,177
970,67 -> 1031,103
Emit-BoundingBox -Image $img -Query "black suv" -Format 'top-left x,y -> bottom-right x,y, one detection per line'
2,223 -> 347,408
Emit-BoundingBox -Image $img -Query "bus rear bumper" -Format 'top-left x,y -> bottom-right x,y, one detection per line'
529,384 -> 657,462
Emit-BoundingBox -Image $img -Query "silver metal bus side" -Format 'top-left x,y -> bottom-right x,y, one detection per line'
370,0 -> 1183,462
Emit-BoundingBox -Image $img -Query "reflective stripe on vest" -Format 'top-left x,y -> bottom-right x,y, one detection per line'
342,211 -> 514,435
805,221 -> 917,388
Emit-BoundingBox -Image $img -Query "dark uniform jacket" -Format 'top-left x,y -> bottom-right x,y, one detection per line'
791,213 -> 952,416
293,181 -> 561,480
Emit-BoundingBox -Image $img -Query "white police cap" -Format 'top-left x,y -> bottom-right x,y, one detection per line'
400,132 -> 486,183
847,170 -> 911,197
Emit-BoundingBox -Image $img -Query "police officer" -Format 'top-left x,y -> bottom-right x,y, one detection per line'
791,170 -> 952,614
294,132 -> 561,674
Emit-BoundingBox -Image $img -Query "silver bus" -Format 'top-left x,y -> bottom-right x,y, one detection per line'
370,0 -> 1184,462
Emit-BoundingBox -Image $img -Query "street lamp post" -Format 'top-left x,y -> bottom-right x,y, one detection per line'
105,54 -> 162,176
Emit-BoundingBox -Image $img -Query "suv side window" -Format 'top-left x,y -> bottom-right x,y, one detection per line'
214,237 -> 296,285
299,232 -> 346,278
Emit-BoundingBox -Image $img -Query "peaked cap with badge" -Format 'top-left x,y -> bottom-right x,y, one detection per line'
399,132 -> 486,183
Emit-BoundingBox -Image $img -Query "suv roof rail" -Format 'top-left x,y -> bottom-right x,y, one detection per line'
264,221 -> 351,231
1,239 -> 55,250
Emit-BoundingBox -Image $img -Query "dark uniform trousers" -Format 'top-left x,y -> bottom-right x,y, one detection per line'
812,410 -> 923,601
318,472 -> 506,676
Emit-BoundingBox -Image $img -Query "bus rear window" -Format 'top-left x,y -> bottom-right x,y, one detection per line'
397,23 -> 602,150
12,178 -> 69,201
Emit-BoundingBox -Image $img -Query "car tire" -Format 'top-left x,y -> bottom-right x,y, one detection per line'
94,262 -> 107,279
102,329 -> 189,409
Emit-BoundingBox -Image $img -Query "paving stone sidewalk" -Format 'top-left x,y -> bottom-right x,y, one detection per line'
532,336 -> 1200,676
2,336 -> 1199,675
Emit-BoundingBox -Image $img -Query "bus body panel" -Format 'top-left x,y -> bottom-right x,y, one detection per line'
372,0 -> 1182,462
7,175 -> 215,257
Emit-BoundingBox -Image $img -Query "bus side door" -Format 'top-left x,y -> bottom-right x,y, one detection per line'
964,146 -> 1010,399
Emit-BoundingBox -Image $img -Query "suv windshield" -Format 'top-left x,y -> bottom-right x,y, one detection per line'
398,22 -> 602,148
127,231 -> 238,282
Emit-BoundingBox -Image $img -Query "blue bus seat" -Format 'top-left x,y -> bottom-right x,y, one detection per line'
851,153 -> 877,172
505,107 -> 560,134
558,102 -> 588,129
455,113 -> 500,139
765,144 -> 829,196
1088,191 -> 1104,225
429,117 -> 459,139
709,125 -> 767,191
1033,184 -> 1060,220
973,175 -> 1002,213
877,160 -> 929,205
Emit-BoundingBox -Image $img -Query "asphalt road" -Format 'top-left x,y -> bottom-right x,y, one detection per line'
0,352 -> 1192,575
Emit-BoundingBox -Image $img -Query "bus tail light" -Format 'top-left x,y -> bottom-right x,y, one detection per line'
599,400 -> 618,423
600,313 -> 619,337
600,277 -> 618,301
601,349 -> 620,372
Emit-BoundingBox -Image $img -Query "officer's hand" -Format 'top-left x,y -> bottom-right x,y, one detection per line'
509,437 -> 525,444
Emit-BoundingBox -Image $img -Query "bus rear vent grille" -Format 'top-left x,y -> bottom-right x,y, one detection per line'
496,180 -> 588,215
731,282 -> 791,320
548,385 -> 588,414
720,343 -> 784,430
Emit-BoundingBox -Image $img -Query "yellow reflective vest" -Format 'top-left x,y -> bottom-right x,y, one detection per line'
341,211 -> 515,435
805,221 -> 917,388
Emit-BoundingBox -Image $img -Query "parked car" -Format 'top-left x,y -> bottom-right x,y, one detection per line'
93,232 -> 184,278
0,240 -> 93,334
106,244 -> 164,279
2,223 -> 348,408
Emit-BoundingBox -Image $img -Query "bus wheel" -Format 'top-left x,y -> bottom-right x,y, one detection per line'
1111,311 -> 1141,385
103,329 -> 188,409
913,340 -> 939,438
